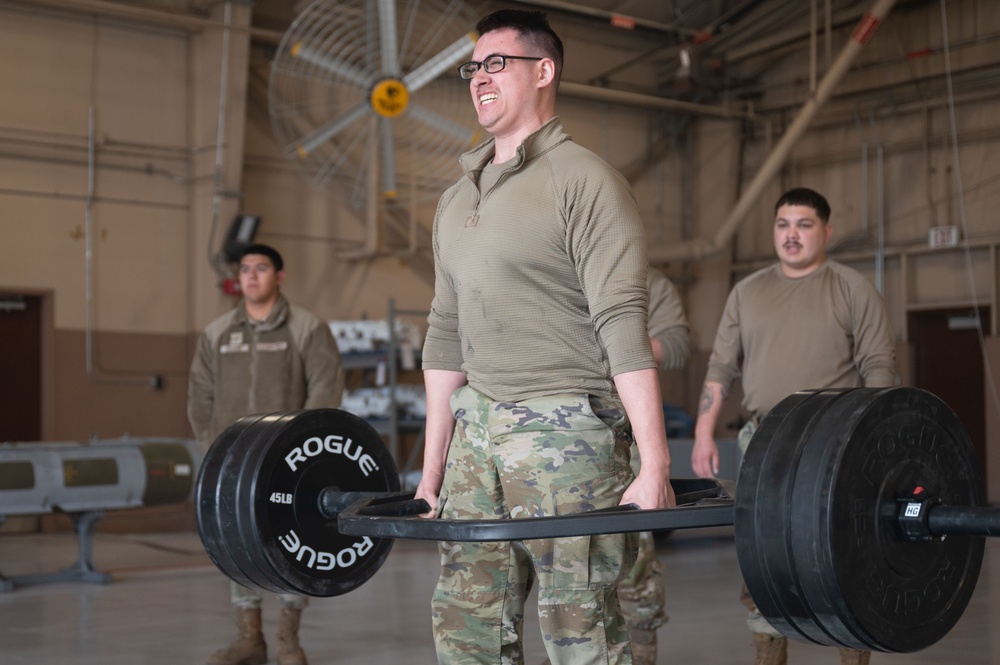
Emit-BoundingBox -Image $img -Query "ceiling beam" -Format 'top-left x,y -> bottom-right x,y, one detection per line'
559,80 -> 755,120
2,0 -> 285,43
504,0 -> 701,36
650,0 -> 901,263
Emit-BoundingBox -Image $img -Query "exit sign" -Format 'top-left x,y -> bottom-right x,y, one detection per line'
928,225 -> 959,248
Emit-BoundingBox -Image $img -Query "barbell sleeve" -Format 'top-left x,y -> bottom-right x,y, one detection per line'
927,505 -> 1000,538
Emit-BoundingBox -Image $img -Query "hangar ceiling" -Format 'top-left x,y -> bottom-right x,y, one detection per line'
12,0 -> 1000,126
239,0 -> 1000,123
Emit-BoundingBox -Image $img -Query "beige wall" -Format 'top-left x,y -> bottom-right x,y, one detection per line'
51,329 -> 191,439
0,6 -> 199,446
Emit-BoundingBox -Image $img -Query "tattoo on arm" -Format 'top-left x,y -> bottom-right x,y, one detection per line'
698,384 -> 729,415
698,385 -> 714,415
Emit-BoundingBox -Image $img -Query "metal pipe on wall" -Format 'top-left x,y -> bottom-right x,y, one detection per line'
84,106 -> 163,389
810,0 -> 818,93
854,111 -> 869,236
207,0 -> 234,277
924,107 -> 938,227
825,0 -> 834,69
870,112 -> 885,294
649,0 -> 900,264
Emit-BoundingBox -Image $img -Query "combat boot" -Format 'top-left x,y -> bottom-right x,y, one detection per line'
207,607 -> 267,665
838,648 -> 871,665
753,632 -> 788,665
628,627 -> 657,665
276,606 -> 308,665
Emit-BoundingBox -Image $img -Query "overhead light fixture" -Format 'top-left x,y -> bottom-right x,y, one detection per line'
222,214 -> 261,263
676,47 -> 692,79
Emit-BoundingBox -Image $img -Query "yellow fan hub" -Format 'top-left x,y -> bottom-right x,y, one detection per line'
370,78 -> 409,118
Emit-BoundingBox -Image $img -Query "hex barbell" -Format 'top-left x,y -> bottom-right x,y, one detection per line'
195,386 -> 991,653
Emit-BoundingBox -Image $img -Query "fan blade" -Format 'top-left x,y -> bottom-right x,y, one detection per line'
379,117 -> 397,198
314,130 -> 364,190
377,0 -> 400,77
294,102 -> 369,158
289,42 -> 370,89
408,103 -> 479,147
402,32 -> 476,93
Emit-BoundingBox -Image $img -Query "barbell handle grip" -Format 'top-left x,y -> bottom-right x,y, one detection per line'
339,480 -> 736,542
319,478 -> 728,520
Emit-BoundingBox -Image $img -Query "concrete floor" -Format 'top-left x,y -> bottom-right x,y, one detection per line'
1,525 -> 998,664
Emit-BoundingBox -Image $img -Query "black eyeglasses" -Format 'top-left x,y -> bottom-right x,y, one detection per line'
457,54 -> 544,80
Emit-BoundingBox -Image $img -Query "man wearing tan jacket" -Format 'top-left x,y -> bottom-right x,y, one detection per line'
188,243 -> 344,665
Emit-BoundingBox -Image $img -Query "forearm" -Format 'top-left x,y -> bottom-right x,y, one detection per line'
694,381 -> 727,439
691,381 -> 728,477
420,369 -> 467,487
613,368 -> 670,478
614,368 -> 674,509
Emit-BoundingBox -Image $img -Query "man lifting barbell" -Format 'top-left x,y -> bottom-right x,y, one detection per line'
415,8 -> 675,665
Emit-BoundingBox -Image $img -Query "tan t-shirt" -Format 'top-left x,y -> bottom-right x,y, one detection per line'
705,260 -> 897,417
647,268 -> 691,371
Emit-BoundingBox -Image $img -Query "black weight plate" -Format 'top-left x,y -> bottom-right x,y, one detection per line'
735,389 -> 844,644
218,413 -> 297,593
240,409 -> 400,597
785,387 -> 896,648
209,416 -> 276,591
195,414 -> 270,589
793,387 -> 984,653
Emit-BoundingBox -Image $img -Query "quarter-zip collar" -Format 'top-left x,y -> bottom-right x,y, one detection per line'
459,116 -> 571,183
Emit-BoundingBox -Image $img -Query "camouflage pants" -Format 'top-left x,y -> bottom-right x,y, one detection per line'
230,581 -> 308,611
617,533 -> 666,633
432,386 -> 638,665
617,442 -> 666,634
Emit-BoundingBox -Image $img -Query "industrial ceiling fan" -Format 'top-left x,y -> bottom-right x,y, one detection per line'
268,0 -> 482,254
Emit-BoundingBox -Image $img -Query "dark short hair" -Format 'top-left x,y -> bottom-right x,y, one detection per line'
476,9 -> 564,84
239,243 -> 283,271
774,187 -> 831,223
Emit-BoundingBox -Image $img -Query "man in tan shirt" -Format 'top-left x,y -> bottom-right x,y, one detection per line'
692,188 -> 896,665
